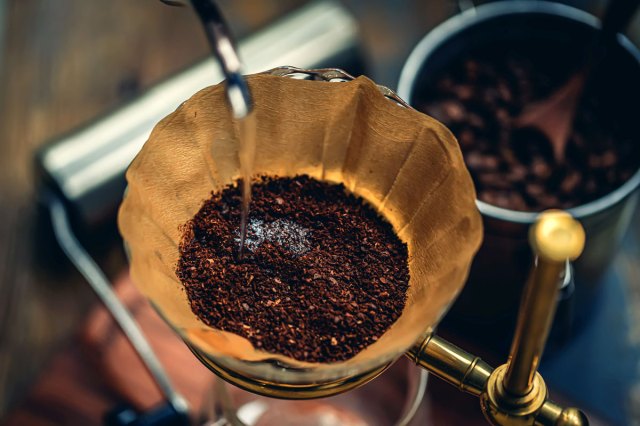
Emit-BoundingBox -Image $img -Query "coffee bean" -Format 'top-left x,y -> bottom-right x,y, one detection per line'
465,152 -> 484,170
483,155 -> 499,170
482,88 -> 501,106
601,150 -> 617,168
458,129 -> 474,148
465,59 -> 479,81
536,194 -> 560,208
497,80 -> 513,103
468,113 -> 485,129
560,171 -> 581,194
478,172 -> 511,190
491,192 -> 513,209
414,48 -> 640,212
526,183 -> 545,198
508,192 -> 528,211
442,100 -> 465,122
452,84 -> 474,100
495,108 -> 511,127
507,165 -> 527,183
479,190 -> 498,205
531,158 -> 552,180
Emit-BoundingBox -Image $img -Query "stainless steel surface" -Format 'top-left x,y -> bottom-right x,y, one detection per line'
267,66 -> 411,107
37,0 -> 359,227
188,0 -> 252,119
397,0 -> 640,328
45,192 -> 189,416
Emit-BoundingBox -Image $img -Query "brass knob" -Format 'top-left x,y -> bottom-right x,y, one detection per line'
529,210 -> 585,263
556,408 -> 589,426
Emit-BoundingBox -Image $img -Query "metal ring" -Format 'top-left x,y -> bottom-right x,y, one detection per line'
265,66 -> 412,109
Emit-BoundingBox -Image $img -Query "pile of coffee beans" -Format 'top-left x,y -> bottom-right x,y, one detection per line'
177,175 -> 409,363
415,45 -> 639,211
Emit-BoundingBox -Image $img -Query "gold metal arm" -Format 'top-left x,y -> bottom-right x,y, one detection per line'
504,210 -> 586,396
406,335 -> 587,425
406,332 -> 492,396
408,210 -> 588,426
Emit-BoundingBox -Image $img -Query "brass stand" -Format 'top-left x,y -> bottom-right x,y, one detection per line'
194,210 -> 589,425
408,210 -> 588,425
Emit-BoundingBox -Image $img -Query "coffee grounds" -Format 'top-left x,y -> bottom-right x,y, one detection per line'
416,43 -> 640,212
177,175 -> 409,363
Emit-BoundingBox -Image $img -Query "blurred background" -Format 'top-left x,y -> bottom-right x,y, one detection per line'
0,0 -> 639,425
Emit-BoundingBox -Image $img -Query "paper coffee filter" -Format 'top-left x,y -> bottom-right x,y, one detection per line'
118,73 -> 482,380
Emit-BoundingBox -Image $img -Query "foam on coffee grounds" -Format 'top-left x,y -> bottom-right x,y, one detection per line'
177,175 -> 409,363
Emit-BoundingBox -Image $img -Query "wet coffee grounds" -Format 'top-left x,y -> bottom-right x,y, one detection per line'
177,175 -> 409,363
416,43 -> 640,211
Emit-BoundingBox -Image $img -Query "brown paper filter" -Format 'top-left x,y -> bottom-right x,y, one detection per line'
118,72 -> 482,383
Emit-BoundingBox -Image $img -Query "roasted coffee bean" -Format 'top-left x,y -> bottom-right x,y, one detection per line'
465,152 -> 500,172
452,84 -> 474,101
525,183 -> 545,198
465,59 -> 479,81
560,171 -> 581,194
531,158 -> 552,180
495,108 -> 511,127
464,152 -> 484,170
478,172 -> 511,190
479,190 -> 500,205
536,194 -> 560,208
442,100 -> 465,122
507,165 -> 528,183
497,80 -> 513,103
416,46 -> 640,212
177,175 -> 409,363
508,192 -> 528,211
458,129 -> 475,149
601,150 -> 617,168
492,192 -> 513,209
468,113 -> 485,129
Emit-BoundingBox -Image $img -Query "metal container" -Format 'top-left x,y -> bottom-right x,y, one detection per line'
397,1 -> 640,344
